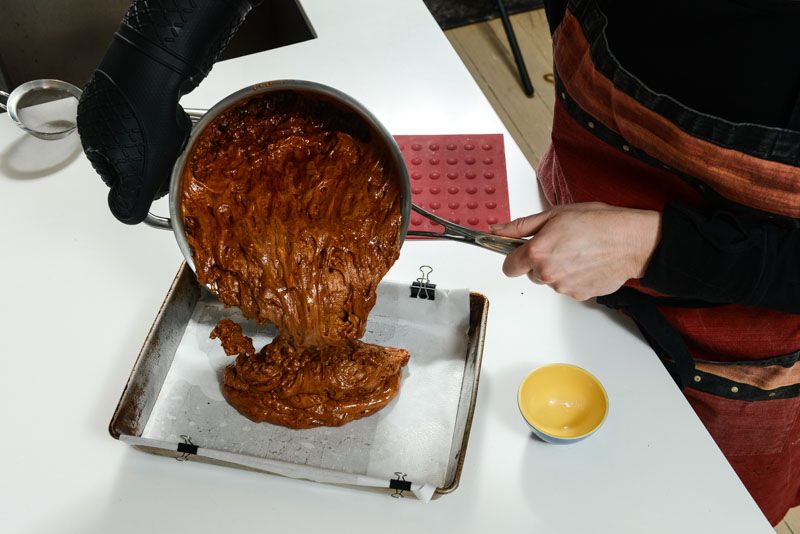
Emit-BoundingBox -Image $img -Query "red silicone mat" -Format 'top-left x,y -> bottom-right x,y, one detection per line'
394,134 -> 510,238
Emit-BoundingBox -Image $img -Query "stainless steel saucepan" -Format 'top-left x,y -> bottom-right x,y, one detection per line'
145,80 -> 525,270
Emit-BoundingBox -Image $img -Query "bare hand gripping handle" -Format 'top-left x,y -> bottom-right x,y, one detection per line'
77,0 -> 256,224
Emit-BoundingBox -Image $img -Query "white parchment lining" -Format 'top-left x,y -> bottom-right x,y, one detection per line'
139,282 -> 470,501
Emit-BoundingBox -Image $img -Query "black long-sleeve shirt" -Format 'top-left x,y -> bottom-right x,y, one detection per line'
544,0 -> 800,313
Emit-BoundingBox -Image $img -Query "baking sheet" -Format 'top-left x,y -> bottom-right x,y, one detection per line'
141,281 -> 470,494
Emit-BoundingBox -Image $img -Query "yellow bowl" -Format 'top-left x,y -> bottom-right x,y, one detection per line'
517,363 -> 609,444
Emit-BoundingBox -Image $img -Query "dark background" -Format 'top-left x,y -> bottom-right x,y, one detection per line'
0,0 -> 542,93
0,0 -> 314,91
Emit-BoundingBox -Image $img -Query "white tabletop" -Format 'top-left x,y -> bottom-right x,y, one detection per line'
0,1 -> 773,532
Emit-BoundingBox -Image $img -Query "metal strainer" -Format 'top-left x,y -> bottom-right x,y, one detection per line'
0,79 -> 82,140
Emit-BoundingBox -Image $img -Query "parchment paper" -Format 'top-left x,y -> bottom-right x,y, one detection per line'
142,281 -> 470,496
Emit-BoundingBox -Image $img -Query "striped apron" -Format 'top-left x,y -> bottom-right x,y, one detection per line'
543,0 -> 800,524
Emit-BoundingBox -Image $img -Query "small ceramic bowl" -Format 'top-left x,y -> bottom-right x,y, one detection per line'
517,363 -> 609,444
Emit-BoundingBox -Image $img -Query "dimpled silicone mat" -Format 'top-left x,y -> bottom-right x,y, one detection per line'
393,134 -> 511,238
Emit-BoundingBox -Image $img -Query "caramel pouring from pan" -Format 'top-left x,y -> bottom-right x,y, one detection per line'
181,103 -> 526,256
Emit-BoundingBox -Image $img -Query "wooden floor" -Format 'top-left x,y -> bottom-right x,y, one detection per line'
444,9 -> 800,533
445,9 -> 555,169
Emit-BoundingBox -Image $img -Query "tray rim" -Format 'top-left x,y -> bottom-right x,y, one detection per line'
109,262 -> 488,496
109,265 -> 188,439
434,290 -> 488,495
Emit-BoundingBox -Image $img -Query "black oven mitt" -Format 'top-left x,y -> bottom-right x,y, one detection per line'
77,0 -> 257,224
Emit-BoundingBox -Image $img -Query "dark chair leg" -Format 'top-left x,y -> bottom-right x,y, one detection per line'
495,0 -> 534,97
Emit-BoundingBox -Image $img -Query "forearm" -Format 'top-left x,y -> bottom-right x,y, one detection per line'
641,201 -> 800,313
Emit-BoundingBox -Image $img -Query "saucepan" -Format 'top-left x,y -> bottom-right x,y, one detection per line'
144,80 -> 525,270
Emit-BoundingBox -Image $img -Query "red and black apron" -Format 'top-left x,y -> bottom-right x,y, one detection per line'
543,0 -> 800,524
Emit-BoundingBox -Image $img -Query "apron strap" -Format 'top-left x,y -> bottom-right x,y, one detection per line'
599,288 -> 697,389
598,287 -> 721,308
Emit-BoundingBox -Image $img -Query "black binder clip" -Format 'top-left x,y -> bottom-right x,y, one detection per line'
410,265 -> 436,300
176,435 -> 197,462
390,472 -> 411,498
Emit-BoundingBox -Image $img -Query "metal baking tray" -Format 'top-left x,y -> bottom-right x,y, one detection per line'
110,263 -> 487,496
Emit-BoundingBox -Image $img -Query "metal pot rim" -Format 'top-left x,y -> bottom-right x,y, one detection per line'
167,79 -> 412,272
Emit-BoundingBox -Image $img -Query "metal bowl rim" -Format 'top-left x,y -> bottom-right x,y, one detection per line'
7,79 -> 82,140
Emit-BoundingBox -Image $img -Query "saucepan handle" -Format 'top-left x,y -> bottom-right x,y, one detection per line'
472,233 -> 527,255
408,204 -> 527,255
184,108 -> 207,124
144,212 -> 172,230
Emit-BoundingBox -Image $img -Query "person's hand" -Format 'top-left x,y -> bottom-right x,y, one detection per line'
490,202 -> 662,301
